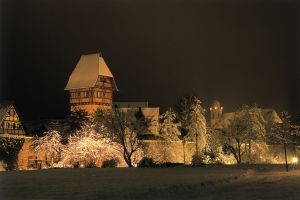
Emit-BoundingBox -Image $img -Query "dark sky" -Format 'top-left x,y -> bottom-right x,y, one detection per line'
1,0 -> 300,120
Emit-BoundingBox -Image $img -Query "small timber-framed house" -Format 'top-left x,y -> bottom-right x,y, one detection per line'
65,53 -> 118,114
0,101 -> 26,135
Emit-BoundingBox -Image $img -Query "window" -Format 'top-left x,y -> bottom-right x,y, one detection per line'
84,91 -> 90,98
96,91 -> 104,98
9,109 -> 15,116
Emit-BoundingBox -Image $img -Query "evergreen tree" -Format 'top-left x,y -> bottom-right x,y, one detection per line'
159,108 -> 181,141
175,95 -> 207,156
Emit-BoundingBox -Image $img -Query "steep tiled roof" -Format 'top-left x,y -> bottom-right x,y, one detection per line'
65,53 -> 117,90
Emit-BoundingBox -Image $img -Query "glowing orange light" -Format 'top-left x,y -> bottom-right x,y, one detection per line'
292,157 -> 298,164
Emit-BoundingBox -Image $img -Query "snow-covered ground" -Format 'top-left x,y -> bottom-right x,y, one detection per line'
0,165 -> 299,200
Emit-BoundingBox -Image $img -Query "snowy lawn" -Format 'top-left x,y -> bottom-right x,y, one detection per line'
0,165 -> 300,200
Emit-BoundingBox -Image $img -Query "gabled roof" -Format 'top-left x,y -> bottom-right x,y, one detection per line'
0,101 -> 14,123
0,101 -> 27,134
65,53 -> 117,90
213,109 -> 282,129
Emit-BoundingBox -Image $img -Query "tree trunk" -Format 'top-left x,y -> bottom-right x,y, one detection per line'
195,131 -> 199,156
284,143 -> 288,172
248,141 -> 252,163
123,150 -> 133,167
182,141 -> 186,164
249,141 -> 251,154
124,155 -> 132,167
237,141 -> 241,164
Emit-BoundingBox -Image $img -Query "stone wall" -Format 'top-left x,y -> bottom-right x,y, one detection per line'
17,137 -> 47,170
142,140 -> 197,164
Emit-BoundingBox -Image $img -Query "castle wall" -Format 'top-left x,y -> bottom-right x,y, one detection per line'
17,137 -> 47,170
118,107 -> 160,135
71,104 -> 111,116
142,140 -> 197,164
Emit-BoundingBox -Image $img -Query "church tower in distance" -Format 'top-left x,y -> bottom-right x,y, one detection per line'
209,100 -> 223,127
65,53 -> 118,115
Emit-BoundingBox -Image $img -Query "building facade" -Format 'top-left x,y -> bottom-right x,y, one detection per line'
0,101 -> 26,135
65,53 -> 118,114
65,53 -> 160,135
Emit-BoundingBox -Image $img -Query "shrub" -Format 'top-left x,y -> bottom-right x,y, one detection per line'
157,162 -> 183,167
0,137 -> 24,170
73,162 -> 80,168
86,162 -> 97,168
138,157 -> 156,168
191,154 -> 205,166
102,158 -> 118,168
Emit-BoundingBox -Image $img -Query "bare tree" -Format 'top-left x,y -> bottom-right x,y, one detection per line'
222,105 -> 266,164
31,130 -> 64,168
269,111 -> 300,172
94,108 -> 149,167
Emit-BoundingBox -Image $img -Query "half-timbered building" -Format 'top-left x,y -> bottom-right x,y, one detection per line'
65,53 -> 118,114
0,101 -> 26,135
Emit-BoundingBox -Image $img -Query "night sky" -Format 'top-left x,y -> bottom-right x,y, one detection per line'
1,0 -> 299,120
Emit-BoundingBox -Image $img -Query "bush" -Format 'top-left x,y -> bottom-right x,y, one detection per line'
157,162 -> 183,167
0,137 -> 24,170
102,158 -> 118,168
73,162 -> 80,168
138,157 -> 156,168
86,162 -> 97,168
191,154 -> 205,166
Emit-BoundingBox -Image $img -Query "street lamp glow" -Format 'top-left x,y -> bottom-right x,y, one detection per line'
292,157 -> 298,164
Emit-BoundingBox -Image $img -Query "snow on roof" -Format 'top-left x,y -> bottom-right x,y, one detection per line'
0,101 -> 13,123
261,109 -> 282,124
213,109 -> 282,129
65,53 -> 115,90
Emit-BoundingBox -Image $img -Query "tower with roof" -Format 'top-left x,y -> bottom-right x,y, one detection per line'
65,53 -> 118,114
209,100 -> 223,127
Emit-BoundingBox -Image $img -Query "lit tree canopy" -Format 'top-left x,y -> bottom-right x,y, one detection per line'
159,108 -> 181,141
222,105 -> 266,164
94,108 -> 149,167
31,130 -> 64,167
175,95 -> 207,155
61,124 -> 119,167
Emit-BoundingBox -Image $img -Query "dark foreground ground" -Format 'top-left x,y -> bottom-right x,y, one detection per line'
0,165 -> 300,200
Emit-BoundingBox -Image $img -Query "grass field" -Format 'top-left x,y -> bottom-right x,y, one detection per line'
0,165 -> 300,200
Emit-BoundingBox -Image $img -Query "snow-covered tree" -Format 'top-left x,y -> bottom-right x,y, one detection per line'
269,111 -> 300,171
61,124 -> 119,168
222,105 -> 266,164
159,108 -> 181,141
31,130 -> 64,168
175,96 -> 207,156
94,108 -> 149,167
